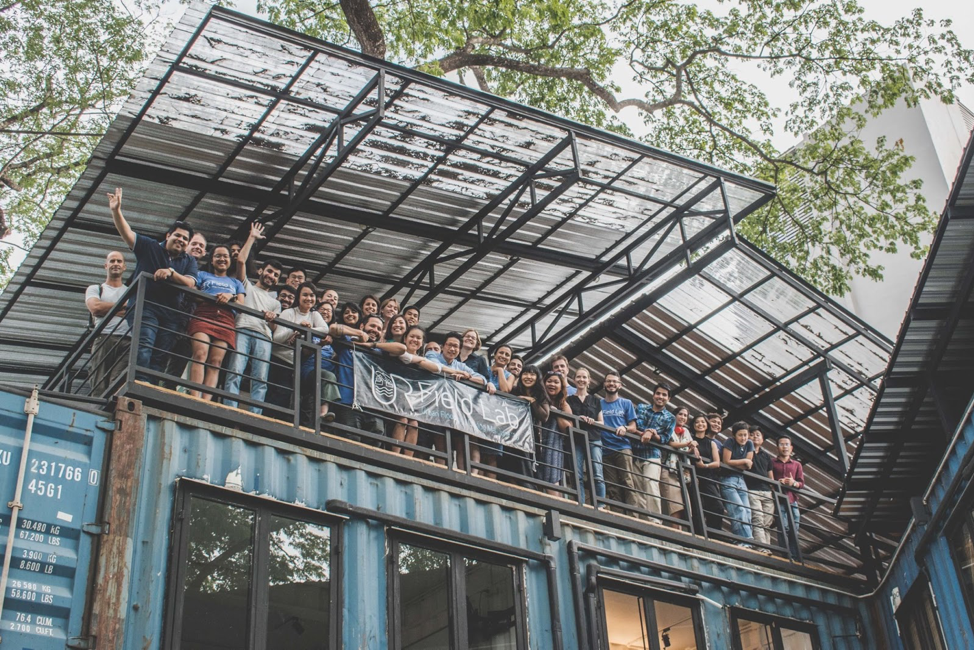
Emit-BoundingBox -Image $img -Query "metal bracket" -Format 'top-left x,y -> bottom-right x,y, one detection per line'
96,420 -> 117,432
67,636 -> 96,649
82,522 -> 110,536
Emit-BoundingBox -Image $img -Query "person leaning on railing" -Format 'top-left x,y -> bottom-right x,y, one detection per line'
107,187 -> 198,383
772,435 -> 804,559
599,372 -> 640,512
720,422 -> 756,547
662,406 -> 694,527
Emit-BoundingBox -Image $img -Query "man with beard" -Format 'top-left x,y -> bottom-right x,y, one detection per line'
600,372 -> 639,511
334,314 -> 401,439
85,251 -> 131,394
223,222 -> 283,414
107,188 -> 198,381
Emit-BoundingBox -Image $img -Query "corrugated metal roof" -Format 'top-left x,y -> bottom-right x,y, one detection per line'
0,4 -> 772,384
0,3 -> 894,573
555,237 -> 893,574
835,128 -> 974,535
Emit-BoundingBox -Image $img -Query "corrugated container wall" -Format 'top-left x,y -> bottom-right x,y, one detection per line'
96,399 -> 867,649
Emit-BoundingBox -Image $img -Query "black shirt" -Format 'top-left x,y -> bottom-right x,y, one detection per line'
745,448 -> 775,492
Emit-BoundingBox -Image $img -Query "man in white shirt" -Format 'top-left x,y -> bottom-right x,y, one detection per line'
85,251 -> 131,395
223,223 -> 282,414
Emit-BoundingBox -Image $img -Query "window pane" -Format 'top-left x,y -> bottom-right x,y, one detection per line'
266,516 -> 331,649
603,590 -> 649,650
736,617 -> 774,650
465,558 -> 518,649
399,544 -> 451,649
780,628 -> 814,650
654,600 -> 700,649
897,583 -> 946,650
953,523 -> 974,611
180,497 -> 255,649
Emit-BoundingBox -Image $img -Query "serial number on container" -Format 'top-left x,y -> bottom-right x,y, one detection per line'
29,459 -> 84,481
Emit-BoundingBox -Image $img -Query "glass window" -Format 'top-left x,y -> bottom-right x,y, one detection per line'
169,489 -> 336,650
896,580 -> 946,650
603,590 -> 648,649
393,541 -> 524,650
733,612 -> 819,650
951,518 -> 974,620
266,516 -> 332,649
179,497 -> 255,649
736,617 -> 774,650
465,558 -> 518,649
602,587 -> 703,650
399,545 -> 451,650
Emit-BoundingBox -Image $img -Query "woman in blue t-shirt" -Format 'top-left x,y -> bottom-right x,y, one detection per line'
187,243 -> 245,400
720,421 -> 755,545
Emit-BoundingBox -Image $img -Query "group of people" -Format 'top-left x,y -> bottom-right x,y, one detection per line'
85,188 -> 804,556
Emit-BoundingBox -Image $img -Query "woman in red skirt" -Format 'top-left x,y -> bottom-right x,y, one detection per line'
187,243 -> 245,399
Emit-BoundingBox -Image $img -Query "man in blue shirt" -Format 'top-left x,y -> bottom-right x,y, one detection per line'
600,371 -> 638,511
108,188 -> 198,382
634,383 -> 675,518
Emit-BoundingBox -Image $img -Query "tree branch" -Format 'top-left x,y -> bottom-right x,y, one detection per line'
338,0 -> 385,58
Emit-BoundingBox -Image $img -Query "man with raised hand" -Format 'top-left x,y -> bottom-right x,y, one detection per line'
223,222 -> 283,414
107,187 -> 198,381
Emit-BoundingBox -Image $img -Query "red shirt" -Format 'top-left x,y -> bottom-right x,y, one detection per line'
772,457 -> 804,504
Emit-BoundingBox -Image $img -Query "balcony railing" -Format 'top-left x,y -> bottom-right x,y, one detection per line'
46,274 -> 853,570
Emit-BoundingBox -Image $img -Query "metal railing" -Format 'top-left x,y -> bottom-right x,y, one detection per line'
48,274 -> 838,567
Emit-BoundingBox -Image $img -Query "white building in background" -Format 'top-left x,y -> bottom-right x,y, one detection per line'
812,98 -> 973,339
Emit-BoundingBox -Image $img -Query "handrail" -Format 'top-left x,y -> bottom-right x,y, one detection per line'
46,273 -> 852,569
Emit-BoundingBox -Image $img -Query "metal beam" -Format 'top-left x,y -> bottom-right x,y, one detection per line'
699,269 -> 877,390
413,169 -> 582,309
312,109 -> 498,286
501,178 -> 725,352
819,364 -> 852,476
382,133 -> 576,300
256,71 -> 399,246
0,10 -> 216,325
174,50 -> 320,223
545,236 -> 736,364
101,159 -> 626,276
725,360 -> 829,425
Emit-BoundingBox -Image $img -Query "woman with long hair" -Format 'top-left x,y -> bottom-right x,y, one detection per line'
488,344 -> 515,393
568,367 -> 604,505
503,365 -> 549,483
537,371 -> 573,496
661,406 -> 697,527
187,243 -> 245,400
692,413 -> 723,534
382,314 -> 408,343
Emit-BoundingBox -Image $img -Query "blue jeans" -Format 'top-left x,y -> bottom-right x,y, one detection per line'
576,438 -> 606,505
224,330 -> 271,413
720,475 -> 753,541
779,501 -> 801,558
132,302 -> 182,381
